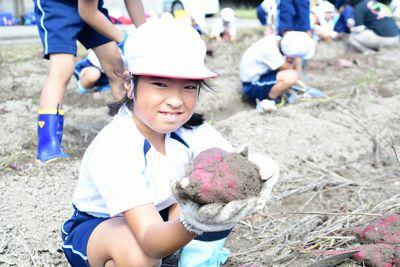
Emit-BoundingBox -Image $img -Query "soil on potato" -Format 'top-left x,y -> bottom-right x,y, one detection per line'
176,148 -> 262,204
0,27 -> 400,266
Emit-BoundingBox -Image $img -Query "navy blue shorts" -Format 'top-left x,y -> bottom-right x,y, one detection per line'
242,71 -> 278,104
277,0 -> 311,35
33,0 -> 112,59
61,208 -> 172,266
74,59 -> 109,87
61,207 -> 231,266
61,209 -> 107,266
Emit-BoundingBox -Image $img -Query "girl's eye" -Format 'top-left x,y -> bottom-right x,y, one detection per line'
152,82 -> 168,88
184,85 -> 199,90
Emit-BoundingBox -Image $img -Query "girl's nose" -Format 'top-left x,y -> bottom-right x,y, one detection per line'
165,95 -> 184,108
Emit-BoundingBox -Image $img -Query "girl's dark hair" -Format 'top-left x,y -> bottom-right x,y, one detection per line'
107,75 -> 212,129
107,74 -> 138,116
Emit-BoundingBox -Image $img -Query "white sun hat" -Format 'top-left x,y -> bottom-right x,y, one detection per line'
124,17 -> 216,80
220,7 -> 236,22
280,31 -> 316,60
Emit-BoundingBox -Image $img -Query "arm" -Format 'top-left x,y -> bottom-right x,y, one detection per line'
124,204 -> 196,259
78,0 -> 125,42
278,61 -> 294,70
293,58 -> 307,87
124,0 -> 146,27
294,57 -> 302,77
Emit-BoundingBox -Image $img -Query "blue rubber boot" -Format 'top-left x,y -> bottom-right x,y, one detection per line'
37,109 -> 70,162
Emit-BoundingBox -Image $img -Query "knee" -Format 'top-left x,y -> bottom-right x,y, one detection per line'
117,246 -> 161,267
124,255 -> 161,267
278,70 -> 298,85
80,67 -> 101,84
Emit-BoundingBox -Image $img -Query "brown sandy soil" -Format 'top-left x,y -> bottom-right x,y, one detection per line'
0,28 -> 399,266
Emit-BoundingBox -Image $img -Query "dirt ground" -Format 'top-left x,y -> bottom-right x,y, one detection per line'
0,28 -> 399,266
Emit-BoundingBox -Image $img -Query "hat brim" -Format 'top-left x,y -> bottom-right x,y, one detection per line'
130,64 -> 218,80
131,72 -> 218,80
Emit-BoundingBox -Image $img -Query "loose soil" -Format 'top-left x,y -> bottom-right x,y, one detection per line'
0,27 -> 399,266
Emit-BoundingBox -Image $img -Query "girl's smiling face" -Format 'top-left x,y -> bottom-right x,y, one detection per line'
131,76 -> 199,137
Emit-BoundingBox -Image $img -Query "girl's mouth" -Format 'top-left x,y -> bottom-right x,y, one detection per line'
159,111 -> 183,122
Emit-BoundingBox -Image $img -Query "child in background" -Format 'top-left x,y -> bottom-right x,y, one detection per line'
330,0 -> 356,37
257,0 -> 278,35
310,1 -> 338,41
74,50 -> 112,94
277,0 -> 312,86
348,0 -> 399,54
210,8 -> 237,41
33,0 -> 145,162
61,18 -> 279,267
240,31 -> 317,110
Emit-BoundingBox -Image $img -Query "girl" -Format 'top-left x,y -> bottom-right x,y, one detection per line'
61,18 -> 278,266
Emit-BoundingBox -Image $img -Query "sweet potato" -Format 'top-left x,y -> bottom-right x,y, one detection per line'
351,244 -> 400,267
174,147 -> 262,204
319,244 -> 400,267
354,214 -> 400,245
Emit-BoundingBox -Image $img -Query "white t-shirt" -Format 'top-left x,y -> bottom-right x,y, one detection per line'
72,105 -> 234,218
239,35 -> 285,83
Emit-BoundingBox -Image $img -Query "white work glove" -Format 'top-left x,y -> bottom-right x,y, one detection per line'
173,153 -> 279,235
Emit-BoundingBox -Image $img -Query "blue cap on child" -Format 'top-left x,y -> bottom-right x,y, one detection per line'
124,17 -> 217,80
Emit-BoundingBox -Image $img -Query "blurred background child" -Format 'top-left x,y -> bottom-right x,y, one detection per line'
348,0 -> 399,53
330,0 -> 357,38
240,31 -> 317,110
210,7 -> 237,41
310,1 -> 338,42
